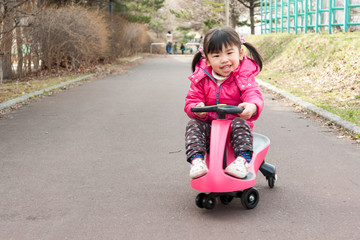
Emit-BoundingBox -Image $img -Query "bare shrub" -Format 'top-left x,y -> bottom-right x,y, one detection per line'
147,31 -> 166,54
28,6 -> 109,72
108,15 -> 150,58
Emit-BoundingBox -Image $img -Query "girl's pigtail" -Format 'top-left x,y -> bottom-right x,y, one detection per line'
191,51 -> 203,72
243,42 -> 263,71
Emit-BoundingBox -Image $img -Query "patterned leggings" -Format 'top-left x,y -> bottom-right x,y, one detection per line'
185,118 -> 253,162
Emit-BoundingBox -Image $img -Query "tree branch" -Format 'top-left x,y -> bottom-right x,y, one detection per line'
237,0 -> 250,9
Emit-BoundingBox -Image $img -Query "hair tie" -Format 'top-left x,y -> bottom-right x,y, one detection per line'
198,46 -> 205,57
240,38 -> 246,44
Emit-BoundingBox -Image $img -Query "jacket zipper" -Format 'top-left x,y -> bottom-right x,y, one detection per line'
216,85 -> 221,105
202,68 -> 221,105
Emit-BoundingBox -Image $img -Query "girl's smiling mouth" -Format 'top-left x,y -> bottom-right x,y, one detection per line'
221,65 -> 231,70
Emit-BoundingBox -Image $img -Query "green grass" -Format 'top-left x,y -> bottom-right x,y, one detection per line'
320,104 -> 360,126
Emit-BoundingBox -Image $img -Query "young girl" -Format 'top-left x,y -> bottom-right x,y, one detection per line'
184,27 -> 264,179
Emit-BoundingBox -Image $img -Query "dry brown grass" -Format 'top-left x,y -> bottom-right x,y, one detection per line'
247,32 -> 360,127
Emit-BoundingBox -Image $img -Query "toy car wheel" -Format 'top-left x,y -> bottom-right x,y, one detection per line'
195,193 -> 206,208
220,195 -> 233,205
202,196 -> 216,210
241,188 -> 259,209
268,177 -> 275,188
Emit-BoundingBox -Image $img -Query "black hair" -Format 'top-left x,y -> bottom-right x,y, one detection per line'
191,27 -> 263,72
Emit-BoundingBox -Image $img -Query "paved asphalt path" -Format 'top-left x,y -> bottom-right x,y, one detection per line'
1,56 -> 360,240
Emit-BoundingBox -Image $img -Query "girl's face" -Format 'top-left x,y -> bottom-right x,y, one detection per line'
206,44 -> 244,77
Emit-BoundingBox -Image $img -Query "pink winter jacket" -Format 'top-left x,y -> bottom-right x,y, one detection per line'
184,56 -> 264,130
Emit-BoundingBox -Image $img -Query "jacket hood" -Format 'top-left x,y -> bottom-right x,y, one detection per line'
188,56 -> 260,85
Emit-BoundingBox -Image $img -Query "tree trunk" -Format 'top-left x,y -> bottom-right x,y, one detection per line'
237,0 -> 258,34
0,54 -> 3,86
16,25 -> 24,79
1,17 -> 14,80
250,3 -> 255,34
33,49 -> 40,71
230,0 -> 238,29
27,50 -> 32,73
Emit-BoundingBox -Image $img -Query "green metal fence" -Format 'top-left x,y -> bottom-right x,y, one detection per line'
260,0 -> 360,34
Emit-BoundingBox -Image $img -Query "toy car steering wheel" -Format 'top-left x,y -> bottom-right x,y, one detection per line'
191,104 -> 244,119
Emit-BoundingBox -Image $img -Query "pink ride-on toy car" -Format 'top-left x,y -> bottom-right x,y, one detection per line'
190,105 -> 277,210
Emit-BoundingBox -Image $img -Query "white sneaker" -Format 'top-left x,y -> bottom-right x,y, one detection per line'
190,158 -> 208,179
225,156 -> 249,179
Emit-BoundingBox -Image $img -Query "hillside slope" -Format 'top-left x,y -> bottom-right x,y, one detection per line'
247,33 -> 360,127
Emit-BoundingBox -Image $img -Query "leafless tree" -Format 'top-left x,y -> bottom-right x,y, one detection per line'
237,0 -> 260,34
0,1 -> 28,82
230,0 -> 246,29
173,0 -> 225,32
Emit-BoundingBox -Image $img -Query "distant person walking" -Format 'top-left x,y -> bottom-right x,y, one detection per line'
166,31 -> 173,54
180,43 -> 185,54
